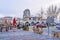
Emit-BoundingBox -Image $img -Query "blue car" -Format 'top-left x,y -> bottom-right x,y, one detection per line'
30,22 -> 36,26
17,24 -> 23,29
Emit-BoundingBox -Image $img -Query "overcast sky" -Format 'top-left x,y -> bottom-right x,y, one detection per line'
0,0 -> 60,18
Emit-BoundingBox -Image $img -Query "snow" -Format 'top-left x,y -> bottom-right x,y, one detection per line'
0,26 -> 60,40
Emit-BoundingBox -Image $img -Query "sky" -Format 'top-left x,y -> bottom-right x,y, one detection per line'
0,0 -> 60,18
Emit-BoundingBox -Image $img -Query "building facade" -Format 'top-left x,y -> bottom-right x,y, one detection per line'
23,9 -> 31,18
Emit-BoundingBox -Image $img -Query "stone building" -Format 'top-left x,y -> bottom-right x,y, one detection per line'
23,9 -> 31,18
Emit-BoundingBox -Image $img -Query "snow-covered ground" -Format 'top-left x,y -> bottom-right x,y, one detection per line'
0,26 -> 60,40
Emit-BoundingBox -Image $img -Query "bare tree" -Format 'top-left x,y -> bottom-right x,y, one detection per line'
47,5 -> 60,24
47,5 -> 60,17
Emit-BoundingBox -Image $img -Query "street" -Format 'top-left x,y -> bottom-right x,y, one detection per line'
0,26 -> 60,40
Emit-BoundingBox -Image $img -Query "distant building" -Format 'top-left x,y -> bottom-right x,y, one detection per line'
0,16 -> 13,24
41,14 -> 47,21
0,16 -> 21,24
3,16 -> 13,24
23,9 -> 47,22
23,9 -> 31,18
23,16 -> 41,22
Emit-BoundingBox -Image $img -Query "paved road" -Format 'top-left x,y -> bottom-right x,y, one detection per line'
0,26 -> 60,40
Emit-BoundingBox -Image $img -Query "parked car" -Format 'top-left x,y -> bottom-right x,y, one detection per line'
25,22 -> 30,26
56,23 -> 60,25
56,25 -> 60,30
30,22 -> 36,26
36,22 -> 40,24
17,22 -> 24,29
36,23 -> 46,28
50,23 -> 56,26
